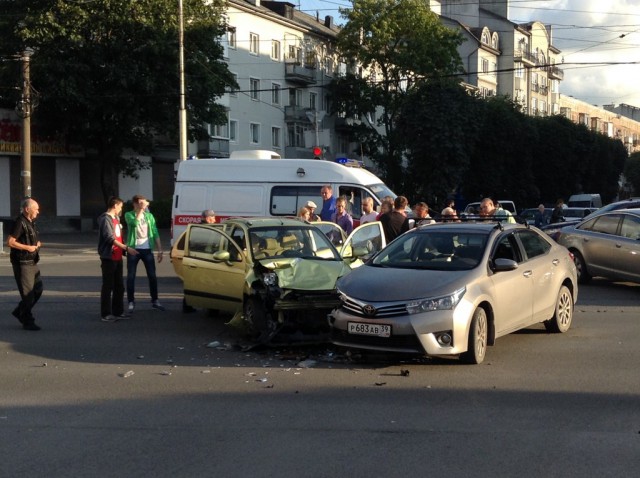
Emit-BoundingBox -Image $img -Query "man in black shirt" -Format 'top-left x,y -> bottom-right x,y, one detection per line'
380,196 -> 410,242
7,198 -> 43,331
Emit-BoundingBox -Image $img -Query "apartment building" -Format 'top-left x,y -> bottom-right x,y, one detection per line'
207,0 -> 354,161
432,0 -> 563,116
559,96 -> 640,155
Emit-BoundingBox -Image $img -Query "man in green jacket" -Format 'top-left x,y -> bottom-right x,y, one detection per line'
124,194 -> 165,312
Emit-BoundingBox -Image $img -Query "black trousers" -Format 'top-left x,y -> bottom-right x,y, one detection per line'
11,262 -> 43,324
100,258 -> 124,317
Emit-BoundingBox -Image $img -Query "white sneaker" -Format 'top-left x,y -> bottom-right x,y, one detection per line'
128,302 -> 135,313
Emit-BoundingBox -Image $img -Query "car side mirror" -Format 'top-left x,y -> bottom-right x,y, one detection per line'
492,258 -> 518,272
212,250 -> 230,262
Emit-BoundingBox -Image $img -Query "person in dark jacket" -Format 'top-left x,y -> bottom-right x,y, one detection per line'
380,196 -> 410,242
97,197 -> 138,322
7,198 -> 43,330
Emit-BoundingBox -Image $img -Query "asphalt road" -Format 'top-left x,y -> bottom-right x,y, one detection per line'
1,232 -> 639,477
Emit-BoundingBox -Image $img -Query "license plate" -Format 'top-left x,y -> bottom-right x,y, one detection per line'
348,322 -> 391,338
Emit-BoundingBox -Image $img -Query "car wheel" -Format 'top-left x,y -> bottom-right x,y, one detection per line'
544,285 -> 573,333
243,296 -> 278,343
460,307 -> 488,364
572,250 -> 591,284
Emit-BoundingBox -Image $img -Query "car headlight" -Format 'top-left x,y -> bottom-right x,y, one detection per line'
406,287 -> 466,314
262,272 -> 277,286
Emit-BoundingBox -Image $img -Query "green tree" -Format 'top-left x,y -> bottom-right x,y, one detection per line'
0,0 -> 235,202
399,81 -> 482,205
623,152 -> 640,197
330,0 -> 463,191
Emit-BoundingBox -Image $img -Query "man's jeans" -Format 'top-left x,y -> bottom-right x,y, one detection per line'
126,248 -> 158,303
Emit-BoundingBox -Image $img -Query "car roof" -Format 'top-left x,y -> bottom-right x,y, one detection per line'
415,220 -> 528,233
221,217 -> 311,228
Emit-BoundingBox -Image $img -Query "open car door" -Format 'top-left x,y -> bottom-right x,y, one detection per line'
340,222 -> 386,266
181,225 -> 246,313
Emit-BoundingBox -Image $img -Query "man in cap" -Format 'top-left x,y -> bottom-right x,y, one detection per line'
201,209 -> 216,224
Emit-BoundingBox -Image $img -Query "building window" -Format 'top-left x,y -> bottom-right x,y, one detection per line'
250,33 -> 259,56
228,28 -> 236,50
309,92 -> 317,110
229,72 -> 238,97
481,58 -> 489,74
288,125 -> 305,147
325,57 -> 334,76
271,40 -> 280,60
272,126 -> 281,149
211,120 -> 228,138
515,66 -> 524,78
289,88 -> 302,106
272,83 -> 281,105
250,123 -> 260,144
229,120 -> 238,142
250,78 -> 260,101
288,45 -> 301,62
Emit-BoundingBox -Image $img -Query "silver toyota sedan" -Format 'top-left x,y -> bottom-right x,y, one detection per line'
328,221 -> 578,364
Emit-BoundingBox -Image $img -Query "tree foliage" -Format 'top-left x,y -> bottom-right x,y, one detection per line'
623,152 -> 640,197
396,83 -> 627,209
330,0 -> 463,190
0,0 -> 235,201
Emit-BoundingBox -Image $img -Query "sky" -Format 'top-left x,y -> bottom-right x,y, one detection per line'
294,0 -> 640,108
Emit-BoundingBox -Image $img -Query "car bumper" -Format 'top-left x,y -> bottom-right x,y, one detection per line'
328,299 -> 475,357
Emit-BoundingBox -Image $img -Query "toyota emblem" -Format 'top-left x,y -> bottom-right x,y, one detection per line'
362,304 -> 376,316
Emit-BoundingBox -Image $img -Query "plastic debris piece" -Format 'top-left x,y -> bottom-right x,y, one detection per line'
400,369 -> 410,377
206,341 -> 221,348
41,363 -> 47,367
201,370 -> 211,374
256,378 -> 268,383
137,355 -> 144,359
297,359 -> 317,368
120,370 -> 135,378
246,372 -> 257,376
160,371 -> 172,376
374,382 -> 386,386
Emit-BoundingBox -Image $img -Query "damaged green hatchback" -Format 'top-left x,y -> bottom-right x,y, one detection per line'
170,217 -> 385,344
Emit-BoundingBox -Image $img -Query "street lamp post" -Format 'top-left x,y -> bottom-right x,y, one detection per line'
178,0 -> 188,161
18,48 -> 35,199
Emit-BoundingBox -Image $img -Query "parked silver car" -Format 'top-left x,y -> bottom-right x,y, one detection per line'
328,221 -> 578,364
555,208 -> 640,284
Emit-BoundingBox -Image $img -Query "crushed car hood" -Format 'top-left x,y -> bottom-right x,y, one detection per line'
337,265 -> 470,302
260,258 -> 352,290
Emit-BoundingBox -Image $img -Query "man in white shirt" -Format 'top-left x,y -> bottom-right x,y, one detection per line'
360,197 -> 378,224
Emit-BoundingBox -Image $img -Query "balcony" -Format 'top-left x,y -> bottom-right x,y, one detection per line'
547,65 -> 564,80
197,138 -> 229,158
285,60 -> 317,85
539,85 -> 549,95
284,106 -> 313,123
334,116 -> 362,132
514,49 -> 537,67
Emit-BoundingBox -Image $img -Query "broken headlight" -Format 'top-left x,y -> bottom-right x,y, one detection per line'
262,272 -> 277,286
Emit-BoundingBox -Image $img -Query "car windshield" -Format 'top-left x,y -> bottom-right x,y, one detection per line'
371,231 -> 488,270
249,226 -> 341,261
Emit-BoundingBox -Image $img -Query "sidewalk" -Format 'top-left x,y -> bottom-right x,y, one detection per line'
1,229 -> 173,256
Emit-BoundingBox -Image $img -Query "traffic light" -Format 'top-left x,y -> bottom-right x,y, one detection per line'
312,146 -> 322,159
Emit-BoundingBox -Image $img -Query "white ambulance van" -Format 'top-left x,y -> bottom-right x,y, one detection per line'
171,151 -> 396,243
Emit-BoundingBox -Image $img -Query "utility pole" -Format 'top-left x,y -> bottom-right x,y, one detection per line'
178,0 -> 188,161
18,49 -> 34,199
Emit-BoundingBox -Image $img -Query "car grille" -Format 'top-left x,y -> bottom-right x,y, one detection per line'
330,328 -> 424,353
339,295 -> 407,318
